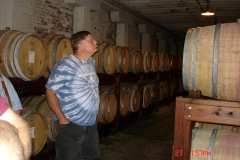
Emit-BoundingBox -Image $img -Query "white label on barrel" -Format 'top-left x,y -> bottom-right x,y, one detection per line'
108,105 -> 110,112
29,51 -> 35,63
123,58 -> 125,64
108,57 -> 110,64
121,103 -> 124,108
30,127 -> 35,139
62,53 -> 67,58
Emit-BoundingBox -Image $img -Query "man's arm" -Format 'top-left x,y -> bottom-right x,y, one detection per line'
1,107 -> 31,160
45,88 -> 69,124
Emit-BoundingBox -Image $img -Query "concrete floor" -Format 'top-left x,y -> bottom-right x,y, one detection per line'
98,102 -> 175,160
31,101 -> 175,160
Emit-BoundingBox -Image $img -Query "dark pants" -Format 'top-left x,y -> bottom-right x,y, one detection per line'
55,122 -> 100,160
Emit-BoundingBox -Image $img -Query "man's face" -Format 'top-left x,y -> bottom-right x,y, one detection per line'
80,34 -> 98,56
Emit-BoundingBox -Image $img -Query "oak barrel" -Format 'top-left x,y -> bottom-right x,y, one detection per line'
143,84 -> 150,108
164,54 -> 172,71
150,52 -> 160,72
161,81 -> 169,99
98,91 -> 117,124
0,30 -> 48,81
21,108 -> 48,156
158,53 -> 166,72
128,48 -> 143,74
95,43 -> 116,75
100,84 -> 130,117
21,96 -> 56,142
120,85 -> 130,117
147,81 -> 158,105
41,35 -> 73,78
170,55 -> 177,71
182,22 -> 240,101
113,46 -> 131,74
92,47 -> 100,72
142,51 -> 152,73
122,83 -> 141,112
191,129 -> 240,160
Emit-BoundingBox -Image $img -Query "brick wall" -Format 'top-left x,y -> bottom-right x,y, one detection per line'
13,0 -> 73,37
91,8 -> 116,45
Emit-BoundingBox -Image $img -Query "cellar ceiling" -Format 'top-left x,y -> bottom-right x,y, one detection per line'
104,0 -> 240,38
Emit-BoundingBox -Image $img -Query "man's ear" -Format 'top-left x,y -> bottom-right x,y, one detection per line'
78,42 -> 84,51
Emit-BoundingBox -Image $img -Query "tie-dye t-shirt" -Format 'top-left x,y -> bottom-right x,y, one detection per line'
45,55 -> 99,126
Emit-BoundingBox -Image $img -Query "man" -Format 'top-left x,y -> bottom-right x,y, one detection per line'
0,72 -> 22,115
0,96 -> 32,160
45,31 -> 100,160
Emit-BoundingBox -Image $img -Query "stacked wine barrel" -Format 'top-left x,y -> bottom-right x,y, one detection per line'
0,30 -> 74,80
92,43 -> 178,75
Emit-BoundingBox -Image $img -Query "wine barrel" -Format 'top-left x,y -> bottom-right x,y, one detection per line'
99,85 -> 114,93
122,83 -> 141,112
41,35 -> 73,78
161,81 -> 169,99
120,88 -> 130,117
100,85 -> 130,117
182,22 -> 240,101
98,91 -> 117,124
191,129 -> 240,160
128,48 -> 143,74
143,84 -> 150,108
21,108 -> 48,156
150,52 -> 160,72
95,43 -> 116,75
170,55 -> 177,71
113,46 -> 131,74
92,47 -> 100,72
21,96 -> 56,142
142,51 -> 152,73
158,53 -> 166,72
147,81 -> 158,105
0,30 -> 48,81
164,54 -> 172,71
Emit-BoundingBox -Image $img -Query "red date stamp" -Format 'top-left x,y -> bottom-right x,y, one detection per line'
175,150 -> 212,157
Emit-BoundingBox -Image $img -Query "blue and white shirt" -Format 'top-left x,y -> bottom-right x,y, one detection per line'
45,55 -> 99,126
